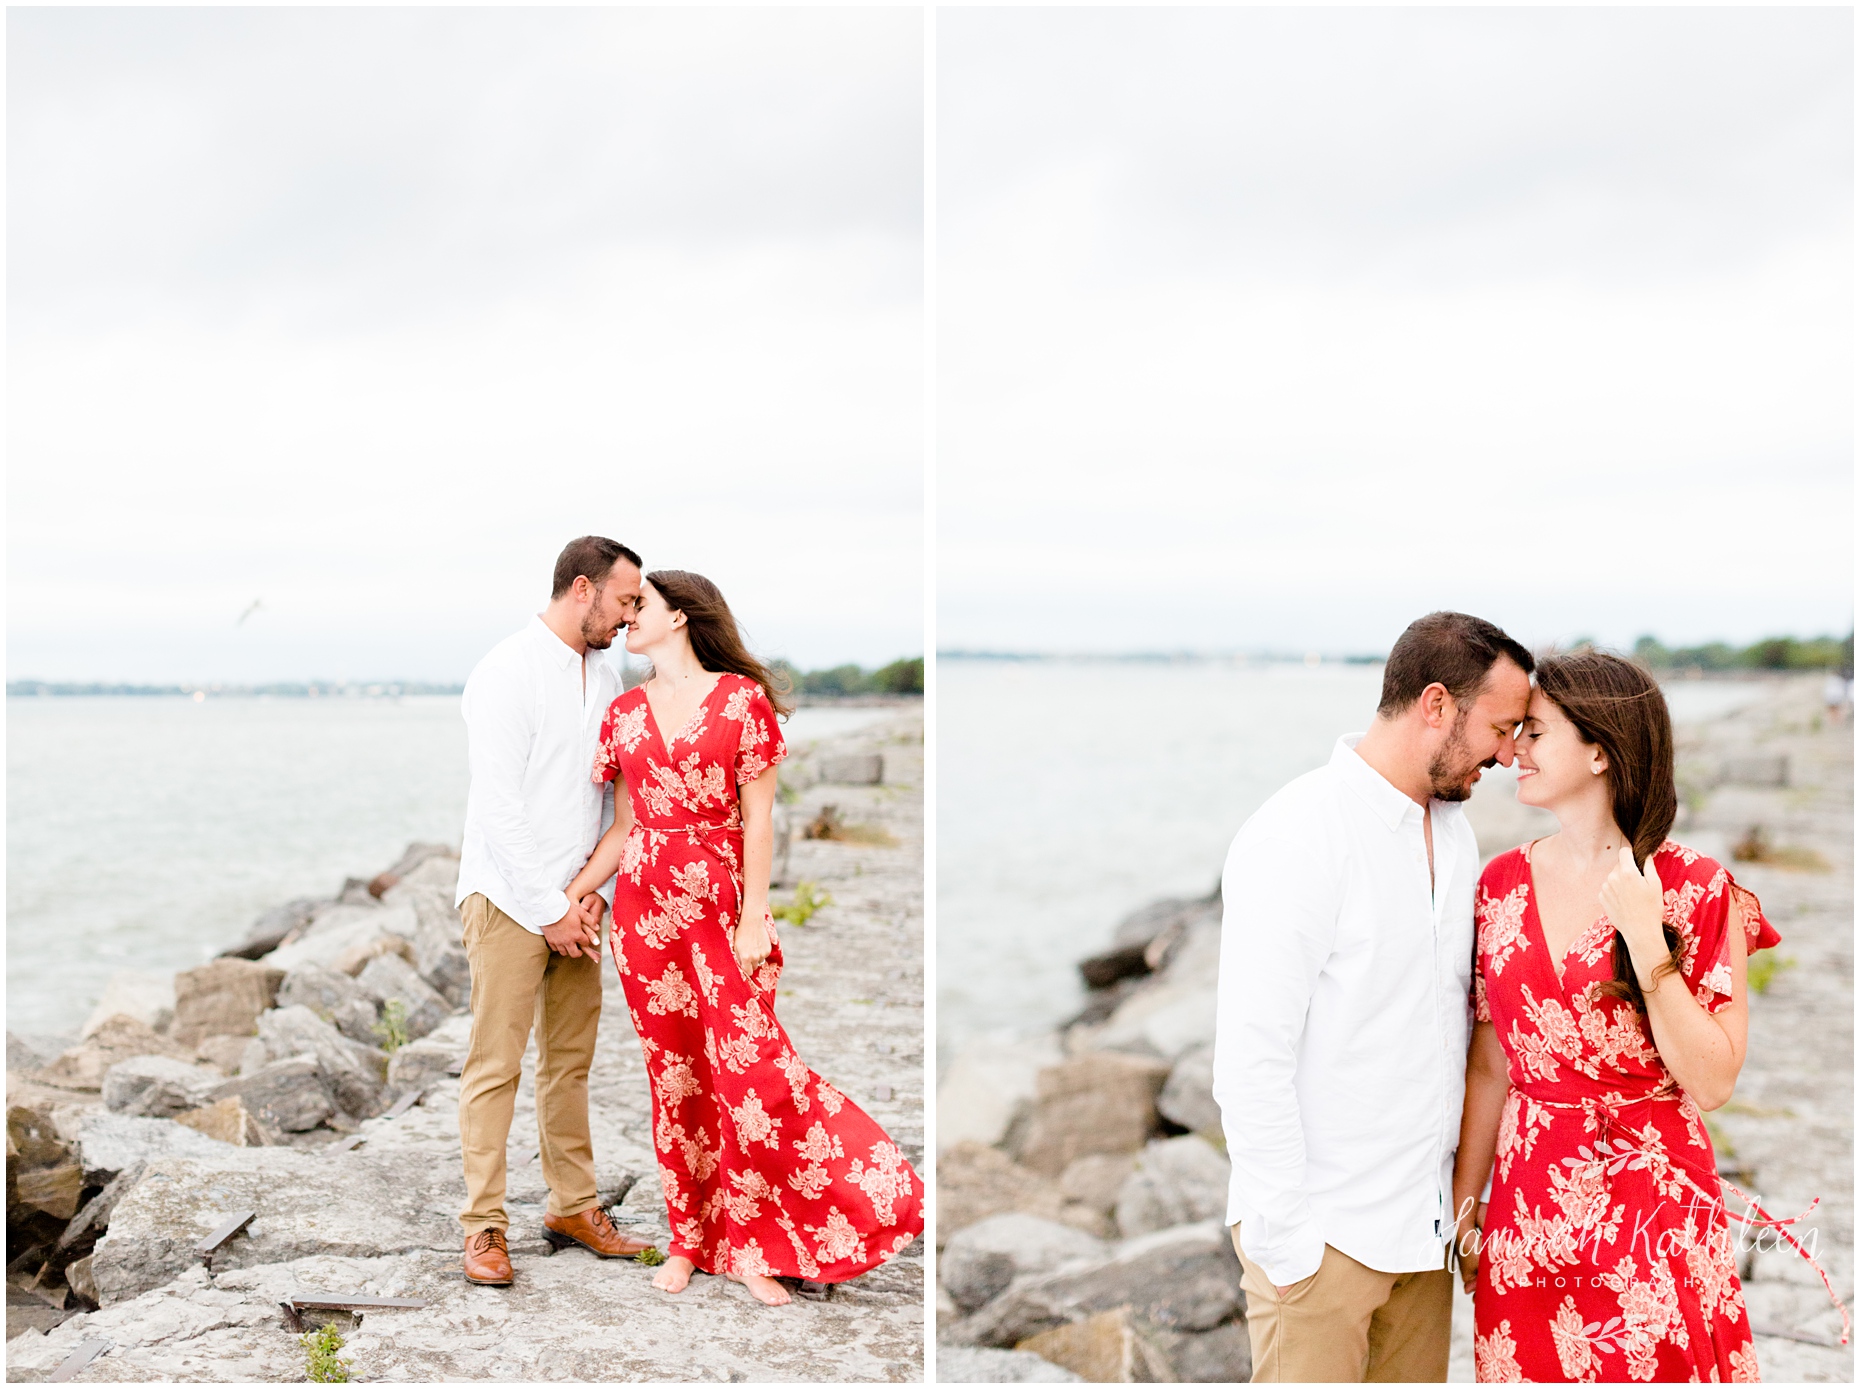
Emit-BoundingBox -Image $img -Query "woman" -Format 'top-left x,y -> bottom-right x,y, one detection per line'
1451,649 -> 1782,1382
566,570 -> 924,1307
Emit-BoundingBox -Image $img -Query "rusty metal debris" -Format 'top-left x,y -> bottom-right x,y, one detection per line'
193,1211 -> 255,1268
47,1337 -> 110,1381
279,1295 -> 430,1332
326,1133 -> 367,1155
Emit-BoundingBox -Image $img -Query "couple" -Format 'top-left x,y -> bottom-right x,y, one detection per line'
452,536 -> 923,1305
1214,611 -> 1793,1382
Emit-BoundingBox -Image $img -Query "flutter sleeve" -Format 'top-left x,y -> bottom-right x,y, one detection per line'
1667,847 -> 1781,1015
590,695 -> 639,784
729,678 -> 787,787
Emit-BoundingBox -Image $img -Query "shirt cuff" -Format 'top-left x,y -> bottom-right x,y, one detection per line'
1239,1223 -> 1327,1289
535,888 -> 573,929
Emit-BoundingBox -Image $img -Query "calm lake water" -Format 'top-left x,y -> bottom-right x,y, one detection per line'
5,695 -> 892,1037
935,658 -> 1768,1064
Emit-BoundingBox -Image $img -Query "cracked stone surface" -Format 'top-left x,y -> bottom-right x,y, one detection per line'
7,708 -> 926,1382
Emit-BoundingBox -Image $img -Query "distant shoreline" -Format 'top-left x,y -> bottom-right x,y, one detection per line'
7,682 -> 927,705
6,681 -> 464,699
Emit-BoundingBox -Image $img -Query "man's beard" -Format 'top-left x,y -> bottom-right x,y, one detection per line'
581,604 -> 620,650
1427,710 -> 1492,803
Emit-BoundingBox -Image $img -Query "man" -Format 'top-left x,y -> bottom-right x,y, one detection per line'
1212,611 -> 1534,1381
454,535 -> 657,1285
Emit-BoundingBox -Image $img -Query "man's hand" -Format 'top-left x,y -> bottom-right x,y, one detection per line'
542,899 -> 600,957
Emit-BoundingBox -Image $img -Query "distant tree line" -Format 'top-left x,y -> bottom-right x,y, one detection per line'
772,656 -> 924,697
1631,632 -> 1854,676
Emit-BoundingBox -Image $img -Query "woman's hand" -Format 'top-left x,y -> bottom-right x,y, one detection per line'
1599,846 -> 1668,986
734,907 -> 772,975
1453,1199 -> 1487,1293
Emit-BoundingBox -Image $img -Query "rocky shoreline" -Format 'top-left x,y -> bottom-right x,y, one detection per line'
6,712 -> 926,1382
933,675 -> 1852,1384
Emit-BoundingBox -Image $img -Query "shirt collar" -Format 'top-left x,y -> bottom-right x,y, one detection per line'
530,615 -> 584,671
1333,733 -> 1425,832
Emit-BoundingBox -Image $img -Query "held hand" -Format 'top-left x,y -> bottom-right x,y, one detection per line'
1599,846 -> 1668,967
733,909 -> 772,975
1454,1200 -> 1488,1294
580,893 -> 608,949
541,900 -> 598,957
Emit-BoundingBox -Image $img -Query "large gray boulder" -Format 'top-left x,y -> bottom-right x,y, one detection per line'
1114,1134 -> 1231,1237
1157,1043 -> 1221,1134
276,963 -> 381,1046
88,1147 -> 465,1303
219,896 -> 323,960
935,1141 -> 1071,1248
101,1055 -> 225,1119
35,1015 -> 196,1091
261,900 -> 421,976
73,1110 -> 235,1185
1092,979 -> 1218,1059
1011,1052 -> 1170,1177
1156,1320 -> 1254,1383
937,1347 -> 1084,1382
170,960 -> 285,1049
386,1035 -> 461,1093
948,1219 -> 1243,1348
80,971 -> 176,1038
380,875 -> 471,1010
356,953 -> 450,1042
208,1055 -> 334,1133
254,1005 -> 388,1119
941,1213 -> 1108,1312
935,1032 -> 1061,1154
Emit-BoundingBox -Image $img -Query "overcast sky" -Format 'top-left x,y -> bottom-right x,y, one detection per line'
938,8 -> 1852,656
9,8 -> 922,683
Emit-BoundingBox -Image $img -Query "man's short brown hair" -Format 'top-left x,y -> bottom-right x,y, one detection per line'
551,536 -> 642,600
1377,611 -> 1534,717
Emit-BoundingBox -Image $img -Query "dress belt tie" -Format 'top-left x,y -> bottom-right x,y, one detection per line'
1523,1088 -> 1849,1343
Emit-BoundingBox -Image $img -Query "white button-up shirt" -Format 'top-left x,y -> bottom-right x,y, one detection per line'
455,617 -> 619,933
1212,733 -> 1476,1287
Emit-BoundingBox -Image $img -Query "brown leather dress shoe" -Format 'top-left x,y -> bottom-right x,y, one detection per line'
463,1227 -> 514,1285
542,1205 -> 658,1259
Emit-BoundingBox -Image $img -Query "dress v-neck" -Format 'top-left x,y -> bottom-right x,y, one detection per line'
1520,839 -> 1613,987
642,675 -> 725,761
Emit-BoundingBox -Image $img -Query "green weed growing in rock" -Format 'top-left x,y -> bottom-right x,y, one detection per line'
774,881 -> 833,928
373,999 -> 409,1053
636,1246 -> 667,1266
300,1324 -> 352,1383
1747,953 -> 1797,995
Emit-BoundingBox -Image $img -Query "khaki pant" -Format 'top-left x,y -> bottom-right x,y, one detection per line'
1233,1228 -> 1452,1382
457,894 -> 603,1234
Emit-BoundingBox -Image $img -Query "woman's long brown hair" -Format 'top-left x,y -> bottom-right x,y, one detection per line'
1534,649 -> 1683,1011
647,569 -> 794,719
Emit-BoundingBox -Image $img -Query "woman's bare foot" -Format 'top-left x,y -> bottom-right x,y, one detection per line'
652,1255 -> 695,1294
730,1272 -> 792,1306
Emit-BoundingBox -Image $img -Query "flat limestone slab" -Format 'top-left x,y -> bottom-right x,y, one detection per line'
7,1247 -> 925,1383
90,1148 -> 466,1303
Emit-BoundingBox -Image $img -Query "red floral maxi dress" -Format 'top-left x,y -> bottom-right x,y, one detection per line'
591,672 -> 924,1283
1470,840 -> 1782,1383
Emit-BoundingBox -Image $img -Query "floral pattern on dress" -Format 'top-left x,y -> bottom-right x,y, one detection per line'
1471,840 -> 1781,1383
592,672 -> 923,1282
